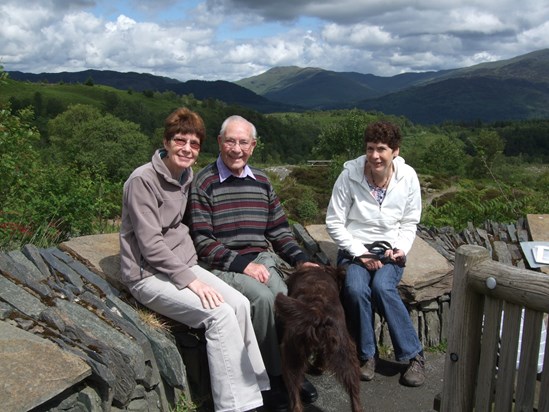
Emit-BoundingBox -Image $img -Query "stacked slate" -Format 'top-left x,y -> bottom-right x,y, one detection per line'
0,245 -> 191,412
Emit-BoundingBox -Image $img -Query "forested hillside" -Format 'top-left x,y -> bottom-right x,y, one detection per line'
236,49 -> 549,123
9,49 -> 549,124
1,68 -> 548,251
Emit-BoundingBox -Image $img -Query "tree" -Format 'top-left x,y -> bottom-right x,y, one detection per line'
0,106 -> 41,207
466,130 -> 505,178
313,109 -> 378,160
404,132 -> 467,177
48,104 -> 152,182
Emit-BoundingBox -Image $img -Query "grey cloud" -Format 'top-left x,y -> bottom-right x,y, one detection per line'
1,0 -> 549,82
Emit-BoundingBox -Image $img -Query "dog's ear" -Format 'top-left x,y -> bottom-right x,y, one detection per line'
275,293 -> 323,334
275,293 -> 314,320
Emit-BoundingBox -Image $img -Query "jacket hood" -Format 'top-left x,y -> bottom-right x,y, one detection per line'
151,149 -> 194,189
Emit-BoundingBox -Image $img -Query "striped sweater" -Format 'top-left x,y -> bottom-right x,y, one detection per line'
189,161 -> 308,273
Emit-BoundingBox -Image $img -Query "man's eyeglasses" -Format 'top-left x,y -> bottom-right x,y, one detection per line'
173,137 -> 201,150
223,138 -> 253,150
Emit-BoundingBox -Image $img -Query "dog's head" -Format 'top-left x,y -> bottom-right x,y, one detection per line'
275,264 -> 349,356
286,264 -> 346,294
275,292 -> 345,355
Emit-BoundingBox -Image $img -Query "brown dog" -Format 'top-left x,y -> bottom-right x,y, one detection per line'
275,265 -> 363,412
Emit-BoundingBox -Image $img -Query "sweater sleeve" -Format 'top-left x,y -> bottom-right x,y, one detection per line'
264,181 -> 310,265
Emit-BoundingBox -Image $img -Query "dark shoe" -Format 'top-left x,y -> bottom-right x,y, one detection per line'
400,354 -> 426,387
261,388 -> 289,412
359,357 -> 376,381
300,377 -> 318,404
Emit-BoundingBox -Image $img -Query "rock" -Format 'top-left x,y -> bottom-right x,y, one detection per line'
59,233 -> 124,291
304,224 -> 454,304
0,322 -> 91,412
0,274 -> 48,318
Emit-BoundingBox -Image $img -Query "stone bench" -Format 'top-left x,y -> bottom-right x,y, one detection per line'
295,224 -> 454,304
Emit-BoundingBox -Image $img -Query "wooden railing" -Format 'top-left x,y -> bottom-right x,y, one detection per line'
438,245 -> 548,412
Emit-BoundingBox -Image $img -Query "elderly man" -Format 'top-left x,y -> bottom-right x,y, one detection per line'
189,115 -> 318,412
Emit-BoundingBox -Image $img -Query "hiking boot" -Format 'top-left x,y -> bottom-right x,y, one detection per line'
401,354 -> 426,387
359,357 -> 376,381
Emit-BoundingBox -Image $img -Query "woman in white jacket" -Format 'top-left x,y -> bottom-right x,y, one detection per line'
325,121 -> 425,387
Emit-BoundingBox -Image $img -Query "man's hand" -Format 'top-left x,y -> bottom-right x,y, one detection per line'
187,279 -> 224,309
300,261 -> 320,269
243,262 -> 270,283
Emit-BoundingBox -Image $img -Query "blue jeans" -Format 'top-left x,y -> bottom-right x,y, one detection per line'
338,251 -> 422,362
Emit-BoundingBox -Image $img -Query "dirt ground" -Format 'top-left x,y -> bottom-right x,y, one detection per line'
301,350 -> 445,412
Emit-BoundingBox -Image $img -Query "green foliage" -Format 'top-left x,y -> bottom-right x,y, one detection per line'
463,129 -> 505,178
0,106 -> 41,204
404,132 -> 468,176
0,72 -> 124,249
421,180 -> 547,230
170,393 -> 197,412
1,158 -> 122,249
272,166 -> 332,225
1,67 -> 548,250
312,109 -> 378,159
296,192 -> 320,224
47,104 -> 152,182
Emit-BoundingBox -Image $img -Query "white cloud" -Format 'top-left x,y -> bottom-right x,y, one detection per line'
1,0 -> 548,81
322,23 -> 393,47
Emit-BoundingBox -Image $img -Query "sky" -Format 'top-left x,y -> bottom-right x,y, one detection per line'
1,0 -> 549,82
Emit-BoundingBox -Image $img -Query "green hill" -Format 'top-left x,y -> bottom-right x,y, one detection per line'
235,49 -> 549,123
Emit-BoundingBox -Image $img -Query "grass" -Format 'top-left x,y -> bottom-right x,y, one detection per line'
170,393 -> 197,412
136,306 -> 171,332
426,340 -> 448,354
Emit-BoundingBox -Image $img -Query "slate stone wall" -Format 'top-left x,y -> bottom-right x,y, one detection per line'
0,245 -> 194,412
0,215 -> 540,411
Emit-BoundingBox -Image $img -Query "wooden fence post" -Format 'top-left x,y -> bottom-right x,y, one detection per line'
441,245 -> 490,412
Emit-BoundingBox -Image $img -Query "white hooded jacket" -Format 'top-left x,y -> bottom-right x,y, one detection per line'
326,155 -> 421,258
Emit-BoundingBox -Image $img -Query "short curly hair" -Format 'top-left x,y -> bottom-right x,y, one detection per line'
163,107 -> 206,145
363,121 -> 401,151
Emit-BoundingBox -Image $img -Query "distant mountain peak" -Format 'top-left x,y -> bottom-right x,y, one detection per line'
7,48 -> 549,123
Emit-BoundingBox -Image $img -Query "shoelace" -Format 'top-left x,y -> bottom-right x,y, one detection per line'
409,357 -> 425,372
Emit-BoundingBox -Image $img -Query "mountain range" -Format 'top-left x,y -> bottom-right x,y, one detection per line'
8,48 -> 549,124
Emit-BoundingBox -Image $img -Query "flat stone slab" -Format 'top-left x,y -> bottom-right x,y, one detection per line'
526,214 -> 549,274
0,321 -> 91,412
60,233 -> 123,290
305,224 -> 338,265
63,228 -> 453,303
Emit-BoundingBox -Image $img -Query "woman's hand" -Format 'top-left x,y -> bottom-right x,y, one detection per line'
385,248 -> 406,265
187,279 -> 224,309
359,256 -> 382,271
